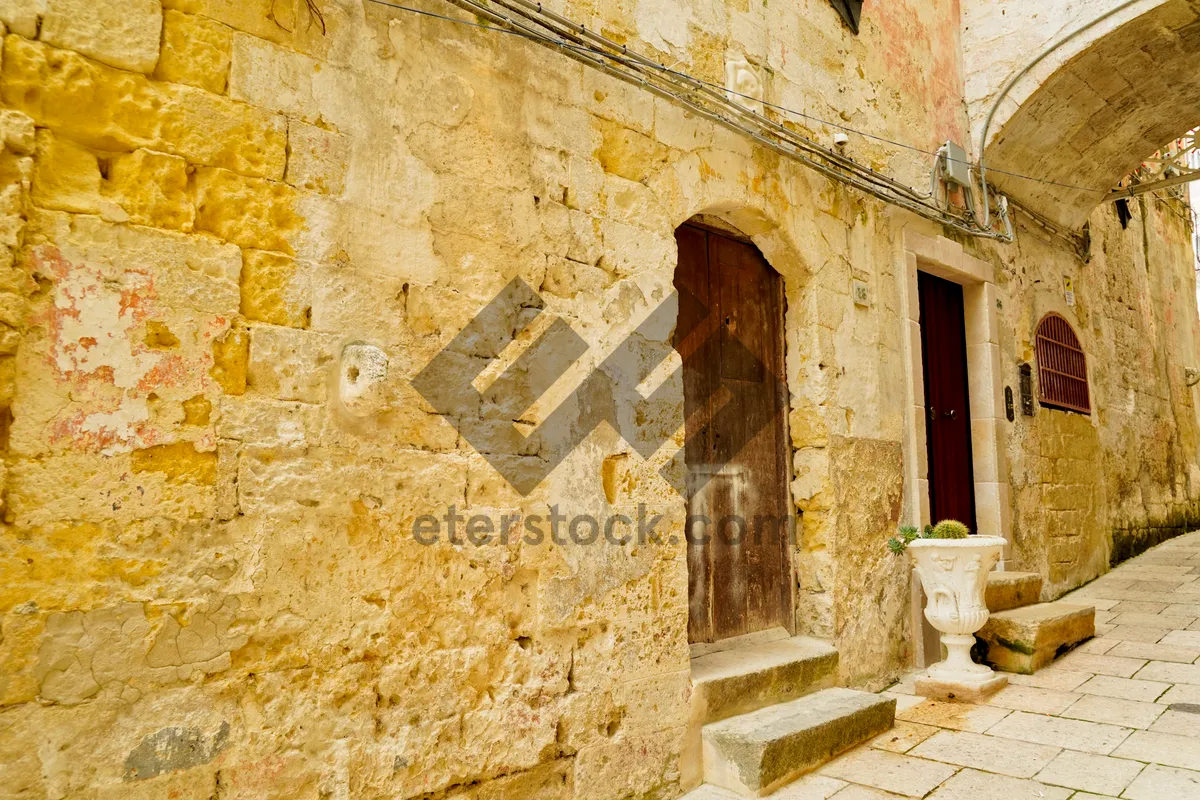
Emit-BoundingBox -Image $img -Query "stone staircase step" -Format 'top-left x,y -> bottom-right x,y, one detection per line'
690,635 -> 838,725
977,601 -> 1095,674
986,571 -> 1043,612
701,687 -> 895,797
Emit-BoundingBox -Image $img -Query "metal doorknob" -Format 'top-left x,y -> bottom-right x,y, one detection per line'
944,409 -> 957,419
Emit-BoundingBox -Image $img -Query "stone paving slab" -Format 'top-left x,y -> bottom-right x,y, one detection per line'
923,768 -> 1071,800
1075,674 -> 1170,702
1032,749 -> 1144,795
909,730 -> 1058,778
1059,694 -> 1166,728
1112,729 -> 1200,770
1122,763 -> 1200,799
984,684 -> 1079,715
893,700 -> 1010,733
985,710 -> 1132,755
1007,667 -> 1091,691
1134,659 -> 1200,684
1107,639 -> 1200,663
1149,707 -> 1200,736
818,748 -> 957,797
868,722 -> 938,754
1054,651 -> 1147,678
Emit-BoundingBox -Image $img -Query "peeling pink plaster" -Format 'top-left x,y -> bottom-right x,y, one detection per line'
33,246 -> 224,455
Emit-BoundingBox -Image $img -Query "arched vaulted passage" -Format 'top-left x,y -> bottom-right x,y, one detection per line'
976,0 -> 1200,228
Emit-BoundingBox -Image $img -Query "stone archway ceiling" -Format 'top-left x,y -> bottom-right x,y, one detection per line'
984,0 -> 1200,230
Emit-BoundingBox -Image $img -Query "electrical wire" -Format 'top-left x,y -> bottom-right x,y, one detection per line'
368,0 -> 1108,196
370,0 -> 1180,246
368,0 -> 1024,240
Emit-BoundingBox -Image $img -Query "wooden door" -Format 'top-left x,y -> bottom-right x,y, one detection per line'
918,271 -> 978,531
674,223 -> 793,644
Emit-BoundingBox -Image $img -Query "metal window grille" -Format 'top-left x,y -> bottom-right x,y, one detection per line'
1035,313 -> 1091,414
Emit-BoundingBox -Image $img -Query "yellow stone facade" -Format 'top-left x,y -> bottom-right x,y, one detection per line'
0,1 -> 1196,798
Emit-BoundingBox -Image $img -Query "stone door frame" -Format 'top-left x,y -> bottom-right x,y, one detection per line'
899,231 -> 1012,666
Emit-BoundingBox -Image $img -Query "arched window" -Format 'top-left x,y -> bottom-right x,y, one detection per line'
1035,313 -> 1090,414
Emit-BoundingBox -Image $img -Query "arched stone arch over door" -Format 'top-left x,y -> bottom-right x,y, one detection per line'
673,219 -> 794,644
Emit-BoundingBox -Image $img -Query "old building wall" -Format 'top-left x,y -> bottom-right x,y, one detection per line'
0,1 -> 956,797
0,1 -> 1196,799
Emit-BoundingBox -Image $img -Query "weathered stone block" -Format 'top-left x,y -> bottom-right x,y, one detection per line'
596,120 -> 669,182
25,210 -> 241,315
162,0 -> 293,45
246,324 -> 333,403
0,0 -> 42,38
106,149 -> 194,231
977,601 -> 1095,674
575,727 -> 685,800
702,688 -> 895,797
40,0 -> 163,74
210,326 -> 249,395
2,37 -> 286,179
690,635 -> 839,725
985,571 -> 1043,613
155,9 -> 232,94
285,120 -> 349,195
229,32 -> 346,124
31,129 -> 110,215
239,249 -> 307,327
194,167 -> 301,253
448,758 -> 573,800
0,109 -> 36,155
131,441 -> 217,484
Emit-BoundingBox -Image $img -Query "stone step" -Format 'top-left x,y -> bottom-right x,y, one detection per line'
977,601 -> 1095,674
690,635 -> 838,725
986,571 -> 1043,612
701,687 -> 895,797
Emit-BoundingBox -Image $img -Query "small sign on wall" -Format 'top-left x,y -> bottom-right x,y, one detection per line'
1064,276 -> 1075,307
852,279 -> 870,306
854,280 -> 873,309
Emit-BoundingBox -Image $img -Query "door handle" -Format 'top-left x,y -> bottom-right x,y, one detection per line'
928,406 -> 936,422
943,409 -> 957,419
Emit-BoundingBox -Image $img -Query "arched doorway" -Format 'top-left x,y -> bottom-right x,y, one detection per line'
673,220 -> 794,644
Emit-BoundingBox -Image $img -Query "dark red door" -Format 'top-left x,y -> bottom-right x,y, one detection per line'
918,271 -> 977,532
674,223 -> 793,644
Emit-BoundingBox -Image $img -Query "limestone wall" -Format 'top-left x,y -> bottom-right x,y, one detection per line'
985,196 -> 1200,598
0,0 -> 1196,798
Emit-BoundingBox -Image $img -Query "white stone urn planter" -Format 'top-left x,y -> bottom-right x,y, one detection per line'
910,536 -> 1008,701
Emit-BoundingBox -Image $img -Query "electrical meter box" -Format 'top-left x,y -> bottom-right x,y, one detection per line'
940,141 -> 972,189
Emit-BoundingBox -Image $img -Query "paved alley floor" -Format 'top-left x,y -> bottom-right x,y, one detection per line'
687,531 -> 1200,800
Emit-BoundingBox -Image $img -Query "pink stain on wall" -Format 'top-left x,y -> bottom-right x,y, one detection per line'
870,0 -> 966,148
32,245 -> 223,455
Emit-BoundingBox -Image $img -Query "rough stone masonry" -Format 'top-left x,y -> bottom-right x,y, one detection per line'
0,1 -> 1198,798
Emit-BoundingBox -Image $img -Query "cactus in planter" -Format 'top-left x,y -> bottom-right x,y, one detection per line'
929,519 -> 970,540
888,520 -> 971,553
